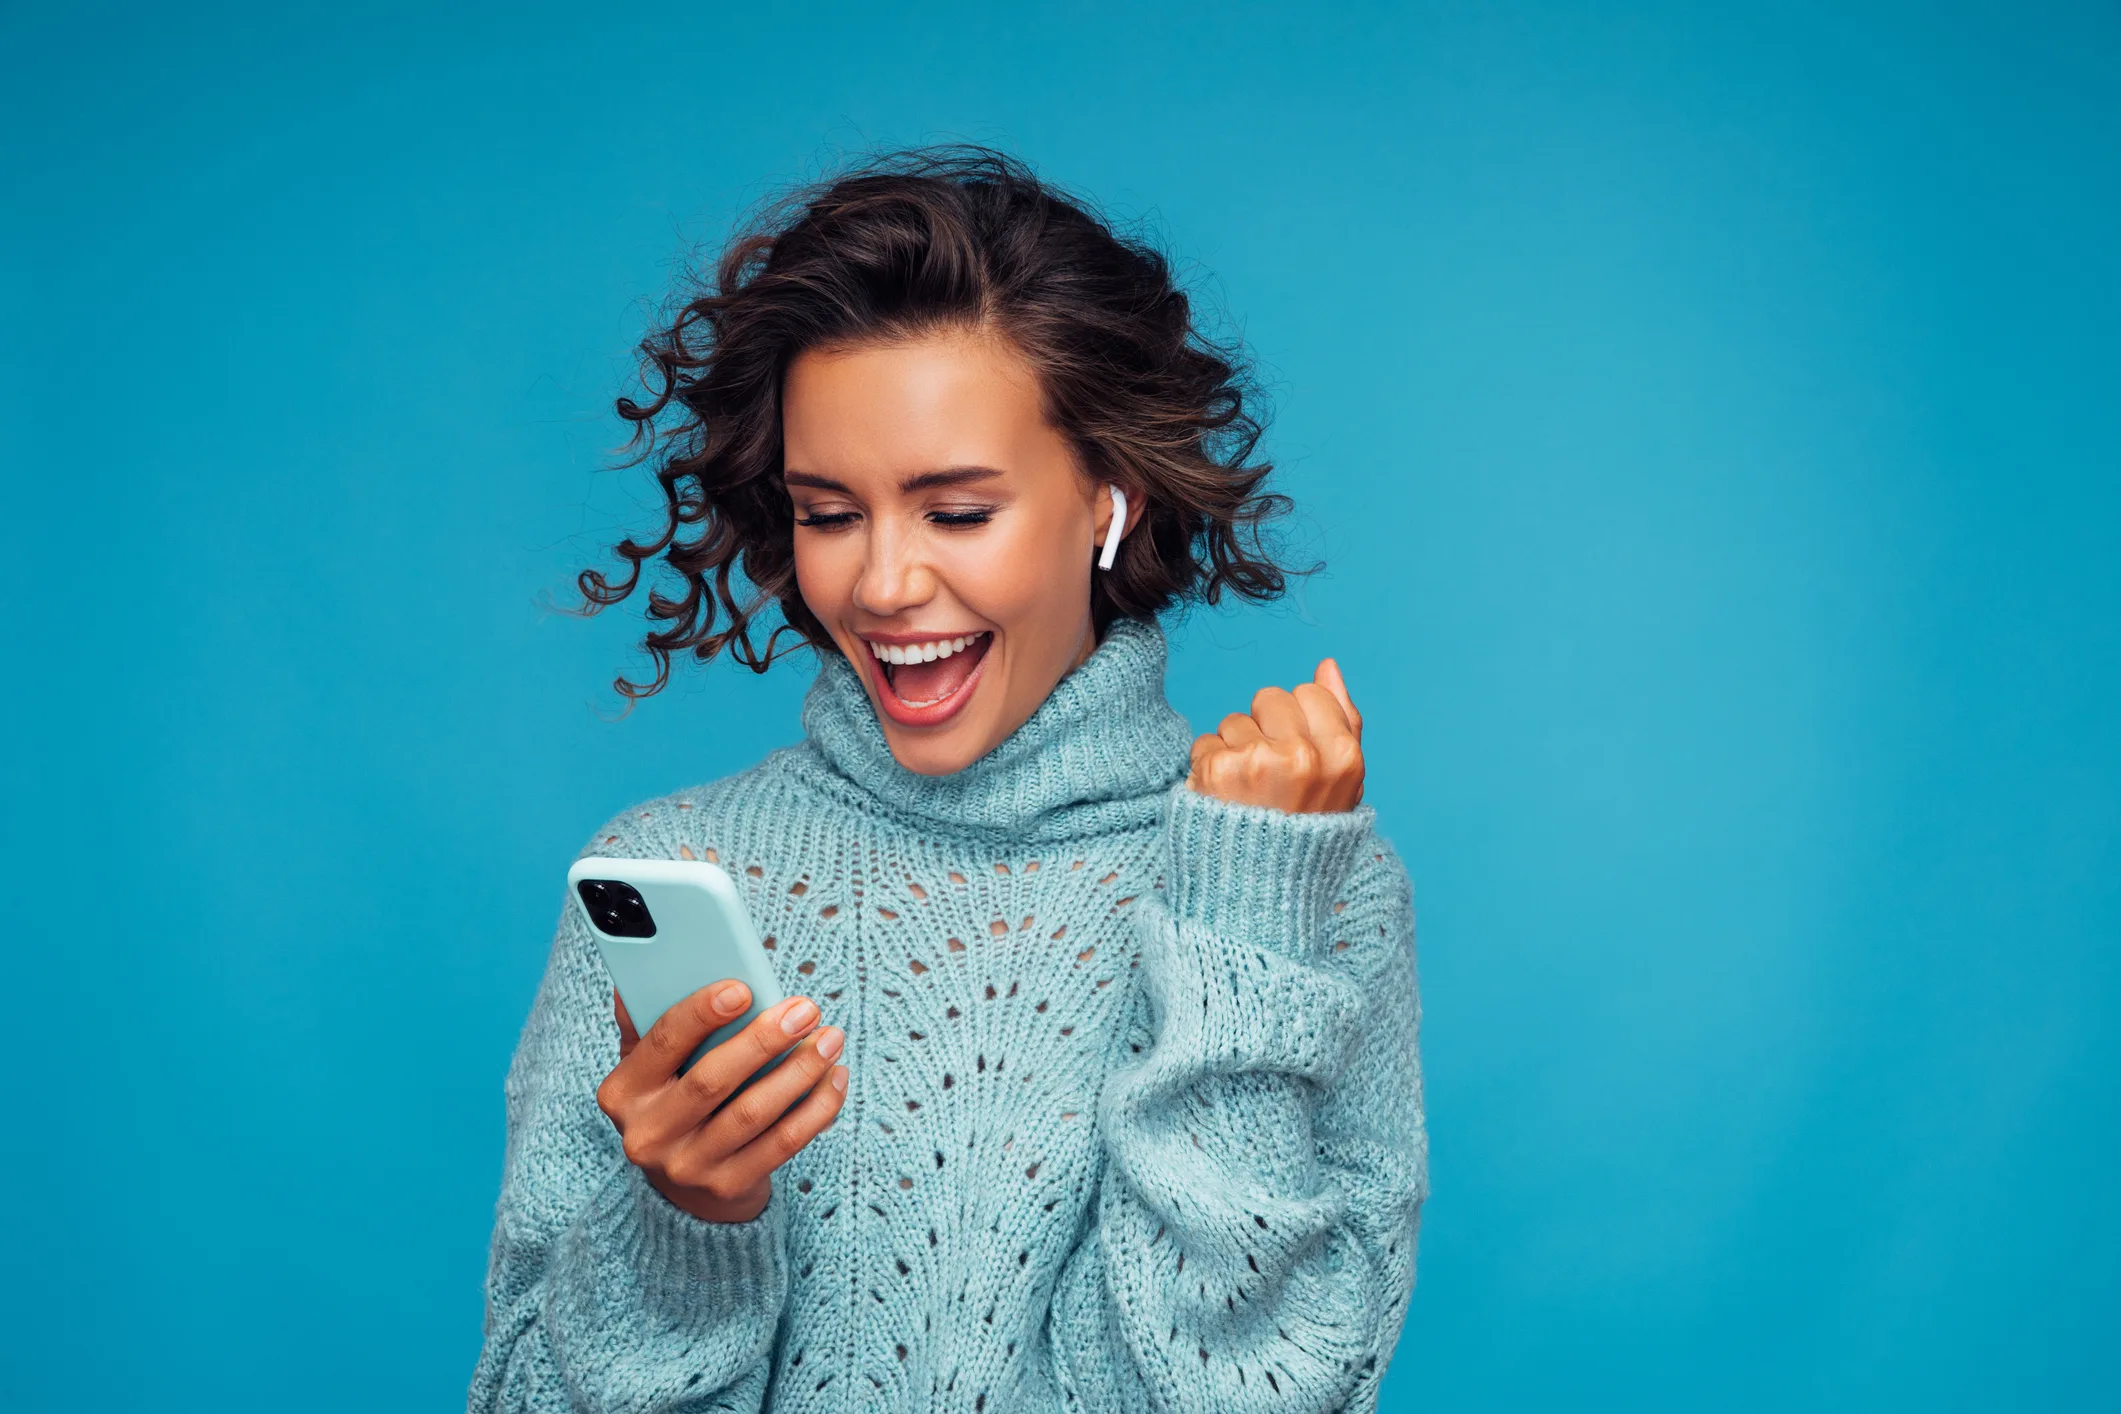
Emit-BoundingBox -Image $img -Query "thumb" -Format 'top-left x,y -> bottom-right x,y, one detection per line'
1315,657 -> 1362,737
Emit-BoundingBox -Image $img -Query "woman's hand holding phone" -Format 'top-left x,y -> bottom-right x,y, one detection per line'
596,981 -> 849,1223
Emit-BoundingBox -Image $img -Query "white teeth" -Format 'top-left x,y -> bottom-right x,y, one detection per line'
866,631 -> 985,665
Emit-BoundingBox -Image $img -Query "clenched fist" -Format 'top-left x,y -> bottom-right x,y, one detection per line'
1188,658 -> 1365,814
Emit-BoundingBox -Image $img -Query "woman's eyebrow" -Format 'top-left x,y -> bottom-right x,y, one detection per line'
783,466 -> 1005,494
899,466 -> 1004,492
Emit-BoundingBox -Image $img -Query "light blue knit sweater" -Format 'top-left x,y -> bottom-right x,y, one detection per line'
470,616 -> 1427,1413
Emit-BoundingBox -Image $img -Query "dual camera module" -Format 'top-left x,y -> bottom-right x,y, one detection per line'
577,879 -> 658,938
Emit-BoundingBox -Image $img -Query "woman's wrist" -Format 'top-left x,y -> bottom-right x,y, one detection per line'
647,1170 -> 773,1225
1164,786 -> 1377,953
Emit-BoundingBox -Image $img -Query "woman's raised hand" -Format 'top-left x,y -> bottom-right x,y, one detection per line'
597,983 -> 848,1223
1187,657 -> 1366,814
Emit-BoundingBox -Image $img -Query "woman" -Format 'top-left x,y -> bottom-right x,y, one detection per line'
470,148 -> 1427,1413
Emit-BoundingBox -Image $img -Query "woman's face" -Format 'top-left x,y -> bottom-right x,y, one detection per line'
783,328 -> 1126,776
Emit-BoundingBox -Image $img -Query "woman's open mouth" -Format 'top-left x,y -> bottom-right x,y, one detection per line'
862,630 -> 994,728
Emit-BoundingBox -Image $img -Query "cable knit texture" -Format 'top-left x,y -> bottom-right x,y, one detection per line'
470,616 -> 1427,1413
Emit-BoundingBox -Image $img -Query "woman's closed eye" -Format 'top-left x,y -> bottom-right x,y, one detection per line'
792,507 -> 998,530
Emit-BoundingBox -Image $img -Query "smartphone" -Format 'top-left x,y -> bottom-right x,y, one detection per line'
567,856 -> 788,1076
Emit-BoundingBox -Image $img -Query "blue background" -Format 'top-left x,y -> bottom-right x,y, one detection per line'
3,2 -> 2116,1409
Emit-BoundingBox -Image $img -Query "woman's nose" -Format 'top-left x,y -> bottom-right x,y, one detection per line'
851,520 -> 935,616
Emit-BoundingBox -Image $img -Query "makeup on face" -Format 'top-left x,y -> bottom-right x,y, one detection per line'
780,329 -> 1119,775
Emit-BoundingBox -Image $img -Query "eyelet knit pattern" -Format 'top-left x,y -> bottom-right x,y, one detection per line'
470,617 -> 1428,1413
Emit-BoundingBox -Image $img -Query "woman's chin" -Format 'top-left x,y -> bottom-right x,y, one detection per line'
883,732 -> 984,776
875,699 -> 1003,775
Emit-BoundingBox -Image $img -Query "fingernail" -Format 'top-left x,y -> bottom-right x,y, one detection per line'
831,1065 -> 849,1092
814,1026 -> 844,1061
713,982 -> 749,1012
781,998 -> 819,1034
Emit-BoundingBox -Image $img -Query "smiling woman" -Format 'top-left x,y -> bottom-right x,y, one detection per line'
574,148 -> 1296,710
781,330 -> 1130,771
472,147 -> 1425,1414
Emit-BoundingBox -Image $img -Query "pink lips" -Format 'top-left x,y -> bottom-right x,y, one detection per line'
859,632 -> 993,728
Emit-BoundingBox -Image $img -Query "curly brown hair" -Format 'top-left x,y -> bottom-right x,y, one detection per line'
580,145 -> 1309,700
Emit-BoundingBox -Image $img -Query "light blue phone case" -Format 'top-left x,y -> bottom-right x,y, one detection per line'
566,856 -> 788,1075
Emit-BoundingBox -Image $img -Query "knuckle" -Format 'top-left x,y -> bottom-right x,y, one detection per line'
620,1133 -> 655,1169
682,1064 -> 732,1110
639,1022 -> 680,1064
727,1091 -> 773,1134
768,1118 -> 809,1163
748,1025 -> 788,1069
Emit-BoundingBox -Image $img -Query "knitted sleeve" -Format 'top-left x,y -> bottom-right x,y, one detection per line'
1047,786 -> 1428,1413
467,888 -> 791,1413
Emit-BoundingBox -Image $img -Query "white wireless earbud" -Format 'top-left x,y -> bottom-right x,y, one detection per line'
1097,485 -> 1128,571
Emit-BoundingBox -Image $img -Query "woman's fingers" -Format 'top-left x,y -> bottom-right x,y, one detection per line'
652,994 -> 820,1133
688,1022 -> 847,1164
614,979 -> 754,1088
599,980 -> 754,1142
1189,731 -> 1222,770
710,1063 -> 851,1197
1315,658 -> 1362,737
1289,681 -> 1345,740
1186,658 -> 1367,813
1216,710 -> 1266,750
1248,686 -> 1310,741
596,983 -> 848,1221
1188,733 -> 1228,796
1292,681 -> 1355,744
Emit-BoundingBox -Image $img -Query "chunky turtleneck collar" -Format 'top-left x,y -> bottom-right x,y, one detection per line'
793,616 -> 1196,843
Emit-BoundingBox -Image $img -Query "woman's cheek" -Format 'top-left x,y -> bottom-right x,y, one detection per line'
968,520 -> 1087,627
792,534 -> 855,625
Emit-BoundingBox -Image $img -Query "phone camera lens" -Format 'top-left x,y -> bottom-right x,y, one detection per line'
577,878 -> 657,938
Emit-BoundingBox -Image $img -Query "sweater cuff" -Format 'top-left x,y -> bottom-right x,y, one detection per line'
591,1161 -> 791,1321
1163,785 -> 1377,957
